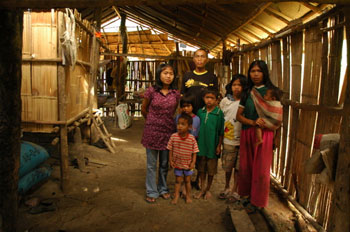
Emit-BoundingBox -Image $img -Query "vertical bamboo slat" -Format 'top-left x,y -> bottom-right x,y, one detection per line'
295,25 -> 322,210
280,36 -> 291,183
285,32 -> 303,196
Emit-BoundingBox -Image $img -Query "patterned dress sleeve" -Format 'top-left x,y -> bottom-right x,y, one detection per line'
144,86 -> 154,100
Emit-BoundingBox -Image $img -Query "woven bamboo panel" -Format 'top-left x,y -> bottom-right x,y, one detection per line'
260,46 -> 268,63
32,63 -> 58,97
21,10 -> 94,133
31,12 -> 57,59
21,95 -> 34,121
293,25 -> 322,210
76,22 -> 91,62
66,65 -> 90,120
279,36 -> 291,183
22,63 -> 31,95
23,12 -> 32,58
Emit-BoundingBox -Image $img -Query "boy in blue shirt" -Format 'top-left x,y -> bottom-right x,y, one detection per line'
175,94 -> 200,138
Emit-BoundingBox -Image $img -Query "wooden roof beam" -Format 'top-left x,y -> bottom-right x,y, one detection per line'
0,0 -> 344,8
136,26 -> 145,54
251,20 -> 276,33
210,2 -> 271,50
124,14 -> 202,49
150,5 -> 224,40
241,28 -> 262,41
264,9 -> 290,25
150,28 -> 172,55
250,22 -> 273,36
123,8 -> 209,48
133,5 -> 220,43
233,32 -> 253,44
140,25 -> 158,55
301,2 -> 322,13
178,6 -> 232,32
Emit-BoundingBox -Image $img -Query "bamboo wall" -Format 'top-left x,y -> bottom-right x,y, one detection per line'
233,10 -> 345,230
21,10 -> 95,132
98,58 -> 224,116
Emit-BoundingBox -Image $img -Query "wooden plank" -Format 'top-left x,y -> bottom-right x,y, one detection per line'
229,206 -> 256,232
285,32 -> 303,194
329,7 -> 350,232
294,24 -> 322,208
280,36 -> 290,184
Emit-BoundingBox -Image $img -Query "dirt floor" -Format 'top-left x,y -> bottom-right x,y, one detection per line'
18,118 -> 298,232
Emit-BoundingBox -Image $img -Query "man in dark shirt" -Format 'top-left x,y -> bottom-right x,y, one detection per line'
181,48 -> 218,114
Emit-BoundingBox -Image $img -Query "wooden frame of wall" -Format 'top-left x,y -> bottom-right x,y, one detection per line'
20,9 -> 99,192
232,6 -> 348,231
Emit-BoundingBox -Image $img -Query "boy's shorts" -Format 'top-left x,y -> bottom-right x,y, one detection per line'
174,168 -> 194,177
197,156 -> 218,176
222,144 -> 240,172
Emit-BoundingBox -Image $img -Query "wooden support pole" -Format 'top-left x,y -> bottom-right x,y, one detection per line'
57,12 -> 69,193
330,7 -> 350,232
0,9 -> 23,232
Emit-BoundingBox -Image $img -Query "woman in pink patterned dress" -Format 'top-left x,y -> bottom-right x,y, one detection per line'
141,64 -> 180,203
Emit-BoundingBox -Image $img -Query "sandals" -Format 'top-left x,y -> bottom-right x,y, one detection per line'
245,203 -> 260,214
218,188 -> 231,199
226,192 -> 240,203
145,197 -> 156,204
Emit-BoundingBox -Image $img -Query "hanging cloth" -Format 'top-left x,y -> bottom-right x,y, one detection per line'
250,88 -> 283,130
60,8 -> 77,69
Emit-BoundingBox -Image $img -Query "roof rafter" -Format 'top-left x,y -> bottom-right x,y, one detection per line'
264,9 -> 290,25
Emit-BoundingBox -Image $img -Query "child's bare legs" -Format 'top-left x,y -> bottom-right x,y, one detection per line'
180,183 -> 186,199
255,127 -> 263,147
227,170 -> 240,203
204,175 -> 214,200
220,171 -> 232,196
172,176 -> 183,204
184,175 -> 192,203
194,172 -> 206,199
231,170 -> 238,194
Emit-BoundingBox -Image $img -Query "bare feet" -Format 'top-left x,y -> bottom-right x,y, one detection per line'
171,197 -> 178,205
204,191 -> 212,200
194,191 -> 206,199
186,196 -> 192,204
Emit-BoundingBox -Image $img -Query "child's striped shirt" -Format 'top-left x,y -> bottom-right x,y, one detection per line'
167,133 -> 199,169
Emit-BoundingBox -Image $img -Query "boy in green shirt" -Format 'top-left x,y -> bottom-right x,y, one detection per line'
194,88 -> 224,200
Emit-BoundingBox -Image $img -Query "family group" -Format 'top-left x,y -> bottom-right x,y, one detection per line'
141,48 -> 282,213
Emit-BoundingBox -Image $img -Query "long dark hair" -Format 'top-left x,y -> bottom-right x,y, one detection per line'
247,60 -> 276,89
225,74 -> 248,97
154,63 -> 177,91
241,60 -> 277,102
